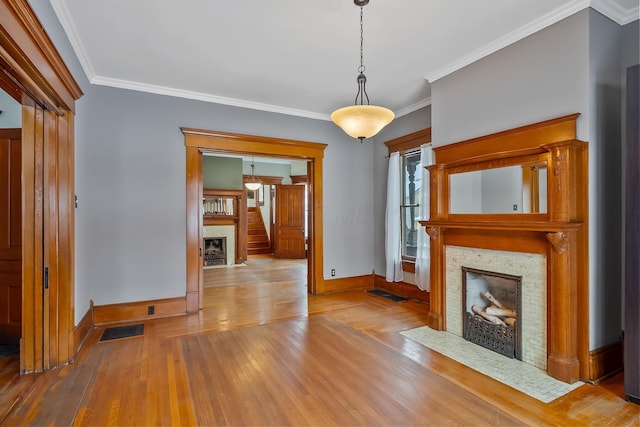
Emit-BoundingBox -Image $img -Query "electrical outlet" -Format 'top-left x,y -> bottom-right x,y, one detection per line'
148,305 -> 155,315
331,269 -> 336,277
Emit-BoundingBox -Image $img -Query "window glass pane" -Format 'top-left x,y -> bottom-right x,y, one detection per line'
401,151 -> 421,259
401,206 -> 419,258
402,152 -> 421,206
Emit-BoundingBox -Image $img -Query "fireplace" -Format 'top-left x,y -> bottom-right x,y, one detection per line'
421,114 -> 588,383
462,267 -> 522,359
203,237 -> 227,266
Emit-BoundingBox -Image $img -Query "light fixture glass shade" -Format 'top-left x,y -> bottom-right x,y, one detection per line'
244,181 -> 261,191
331,105 -> 395,140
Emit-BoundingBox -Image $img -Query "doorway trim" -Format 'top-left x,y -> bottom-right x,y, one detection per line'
1,0 -> 83,372
182,129 -> 327,312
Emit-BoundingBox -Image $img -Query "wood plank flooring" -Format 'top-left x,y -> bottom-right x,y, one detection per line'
0,255 -> 638,426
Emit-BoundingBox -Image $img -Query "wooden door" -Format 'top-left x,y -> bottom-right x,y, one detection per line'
274,185 -> 306,259
0,129 -> 21,345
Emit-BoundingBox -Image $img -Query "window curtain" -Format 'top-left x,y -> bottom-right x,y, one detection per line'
385,152 -> 403,282
414,144 -> 434,291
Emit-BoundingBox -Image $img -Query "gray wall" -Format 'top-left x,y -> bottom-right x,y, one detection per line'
431,8 -> 638,350
30,1 -> 381,320
203,156 -> 242,190
0,90 -> 21,128
432,11 -> 590,147
588,9 -> 627,349
243,161 -> 292,184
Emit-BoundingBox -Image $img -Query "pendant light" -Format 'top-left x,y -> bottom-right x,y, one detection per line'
331,0 -> 394,142
244,157 -> 261,191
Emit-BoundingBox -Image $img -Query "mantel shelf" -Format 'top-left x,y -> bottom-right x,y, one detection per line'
421,219 -> 582,233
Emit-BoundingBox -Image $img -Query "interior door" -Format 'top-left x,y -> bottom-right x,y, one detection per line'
274,185 -> 306,259
0,129 -> 22,345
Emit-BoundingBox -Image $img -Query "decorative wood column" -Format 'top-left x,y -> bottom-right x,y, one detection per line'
426,226 -> 445,330
546,229 -> 580,383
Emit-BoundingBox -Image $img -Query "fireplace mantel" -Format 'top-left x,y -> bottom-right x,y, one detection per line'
420,114 -> 588,384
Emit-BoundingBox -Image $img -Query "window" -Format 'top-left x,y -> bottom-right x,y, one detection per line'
384,128 -> 432,273
401,151 -> 421,260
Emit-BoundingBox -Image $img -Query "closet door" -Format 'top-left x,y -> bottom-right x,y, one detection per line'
625,64 -> 639,404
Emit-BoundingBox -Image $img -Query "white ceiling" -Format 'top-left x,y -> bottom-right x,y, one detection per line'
51,0 -> 638,121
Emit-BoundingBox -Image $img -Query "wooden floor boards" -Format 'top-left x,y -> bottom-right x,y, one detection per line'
0,254 -> 638,426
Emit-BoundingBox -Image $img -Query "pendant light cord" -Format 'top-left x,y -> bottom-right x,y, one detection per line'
359,5 -> 365,74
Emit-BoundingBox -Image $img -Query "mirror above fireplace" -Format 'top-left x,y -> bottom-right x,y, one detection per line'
449,163 -> 547,214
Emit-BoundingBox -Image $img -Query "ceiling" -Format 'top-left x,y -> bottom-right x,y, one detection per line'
50,0 -> 638,121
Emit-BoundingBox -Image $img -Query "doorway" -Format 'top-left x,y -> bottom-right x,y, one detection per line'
1,1 -> 83,373
0,91 -> 22,359
182,128 -> 327,313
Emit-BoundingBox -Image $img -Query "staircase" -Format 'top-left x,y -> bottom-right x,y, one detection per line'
247,207 -> 271,255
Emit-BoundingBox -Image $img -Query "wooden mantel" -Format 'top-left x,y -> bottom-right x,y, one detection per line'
420,114 -> 589,384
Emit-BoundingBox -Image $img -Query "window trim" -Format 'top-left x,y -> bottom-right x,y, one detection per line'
384,128 -> 432,272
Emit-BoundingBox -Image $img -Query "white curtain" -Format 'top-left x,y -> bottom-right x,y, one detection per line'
385,152 -> 404,282
415,144 -> 434,291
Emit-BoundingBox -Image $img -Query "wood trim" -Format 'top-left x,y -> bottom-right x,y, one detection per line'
290,175 -> 308,185
183,129 -> 327,306
323,275 -> 373,294
384,128 -> 432,155
185,146 -> 201,313
183,129 -> 327,159
93,297 -> 187,326
588,341 -> 623,384
2,0 -> 81,374
243,175 -> 283,185
402,260 -> 415,273
0,0 -> 83,112
424,114 -> 588,384
434,114 -> 580,166
71,302 -> 93,359
373,275 -> 430,302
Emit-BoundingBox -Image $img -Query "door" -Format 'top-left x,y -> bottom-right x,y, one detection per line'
274,185 -> 306,259
0,129 -> 21,345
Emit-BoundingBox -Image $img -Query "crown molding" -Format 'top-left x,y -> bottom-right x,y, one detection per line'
591,0 -> 640,24
91,75 -> 331,121
50,0 -> 96,83
425,0 -> 591,83
395,97 -> 432,118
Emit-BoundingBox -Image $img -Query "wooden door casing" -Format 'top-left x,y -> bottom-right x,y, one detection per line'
274,185 -> 306,259
1,0 -> 82,373
0,128 -> 21,345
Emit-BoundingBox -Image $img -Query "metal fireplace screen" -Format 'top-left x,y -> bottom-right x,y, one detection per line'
203,237 -> 227,266
462,267 -> 522,359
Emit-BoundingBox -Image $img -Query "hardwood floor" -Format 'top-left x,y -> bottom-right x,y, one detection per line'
0,255 -> 638,426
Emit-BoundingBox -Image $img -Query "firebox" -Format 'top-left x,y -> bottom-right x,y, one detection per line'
203,237 -> 227,266
462,267 -> 522,359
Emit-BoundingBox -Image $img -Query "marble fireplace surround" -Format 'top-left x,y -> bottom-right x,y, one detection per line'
420,114 -> 588,384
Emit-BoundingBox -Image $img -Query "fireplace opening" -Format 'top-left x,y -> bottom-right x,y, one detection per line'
203,237 -> 227,266
462,267 -> 522,359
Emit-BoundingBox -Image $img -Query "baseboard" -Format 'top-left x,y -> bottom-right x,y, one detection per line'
373,274 -> 430,302
93,296 -> 187,326
323,275 -> 373,293
71,302 -> 94,359
589,340 -> 623,384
